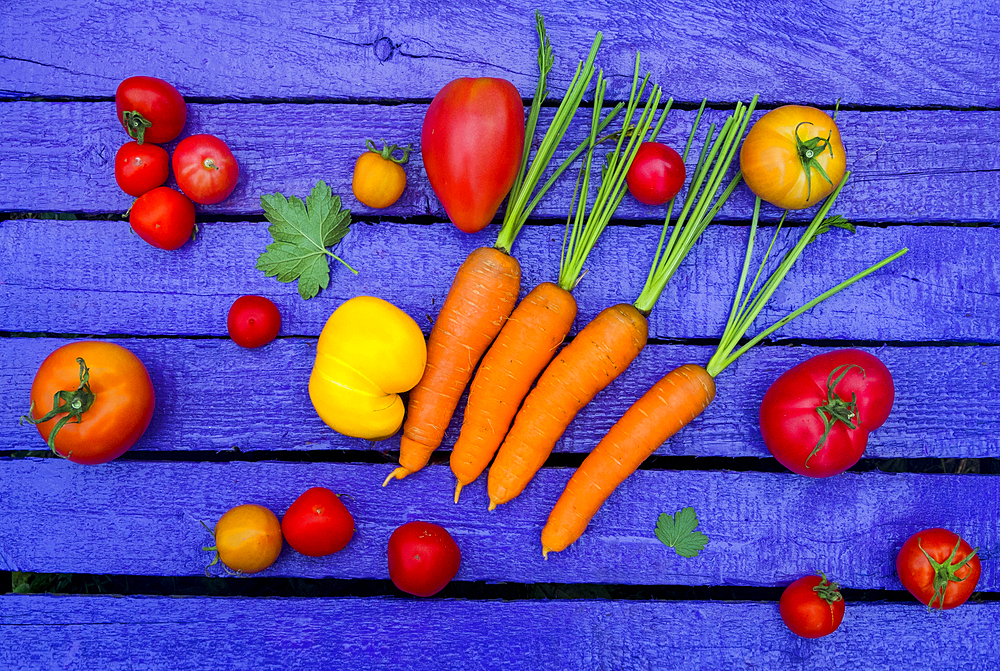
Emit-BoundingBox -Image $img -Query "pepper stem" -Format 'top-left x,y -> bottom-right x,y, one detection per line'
123,110 -> 153,145
20,357 -> 96,457
365,138 -> 412,164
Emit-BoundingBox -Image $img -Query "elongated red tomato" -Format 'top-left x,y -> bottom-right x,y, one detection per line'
421,77 -> 525,233
759,349 -> 894,477
115,76 -> 187,145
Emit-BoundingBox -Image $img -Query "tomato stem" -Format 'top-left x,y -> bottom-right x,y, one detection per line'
813,571 -> 843,605
365,139 -> 412,164
794,121 -> 835,204
123,110 -> 153,145
917,537 -> 980,610
805,363 -> 865,468
20,357 -> 96,457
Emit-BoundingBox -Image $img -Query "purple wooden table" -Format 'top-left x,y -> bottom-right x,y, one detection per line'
2,1 -> 999,669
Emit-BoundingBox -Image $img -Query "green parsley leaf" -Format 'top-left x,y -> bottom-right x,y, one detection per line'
255,180 -> 357,300
655,506 -> 709,558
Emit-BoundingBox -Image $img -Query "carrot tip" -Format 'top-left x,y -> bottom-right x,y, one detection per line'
542,546 -> 551,560
454,482 -> 463,504
487,499 -> 498,512
382,467 -> 410,487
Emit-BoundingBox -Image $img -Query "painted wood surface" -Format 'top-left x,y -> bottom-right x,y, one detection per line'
2,594 -> 998,671
1,460 -> 996,589
3,338 -> 998,458
2,103 -> 1000,224
4,219 -> 997,342
2,0 -> 998,109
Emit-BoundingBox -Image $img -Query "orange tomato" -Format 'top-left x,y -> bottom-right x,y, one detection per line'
352,140 -> 410,209
25,341 -> 155,464
212,504 -> 283,574
739,105 -> 846,210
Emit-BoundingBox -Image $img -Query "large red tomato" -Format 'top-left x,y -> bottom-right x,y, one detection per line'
115,76 -> 187,145
759,349 -> 894,477
421,78 -> 525,233
897,528 -> 980,610
23,341 -> 155,464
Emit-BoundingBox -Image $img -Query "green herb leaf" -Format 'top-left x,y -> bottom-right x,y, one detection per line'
255,180 -> 356,300
655,507 -> 709,558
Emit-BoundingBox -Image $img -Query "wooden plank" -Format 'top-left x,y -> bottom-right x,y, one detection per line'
1,594 -> 998,671
2,103 -> 999,223
1,0 -> 998,108
1,460 -> 995,588
3,338 -> 998,459
2,218 -> 996,342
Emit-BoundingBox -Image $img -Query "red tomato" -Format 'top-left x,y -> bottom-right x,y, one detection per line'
115,76 -> 187,145
779,573 -> 845,638
759,349 -> 894,477
129,186 -> 196,251
626,142 -> 686,205
172,134 -> 240,205
23,341 -> 155,464
281,487 -> 355,557
227,295 -> 281,348
387,521 -> 461,597
114,142 -> 170,197
421,77 -> 525,233
897,528 -> 980,610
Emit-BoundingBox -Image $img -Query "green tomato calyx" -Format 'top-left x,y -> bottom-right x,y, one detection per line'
123,110 -> 153,145
805,363 -> 864,468
20,357 -> 97,457
813,571 -> 843,605
366,138 -> 412,164
918,537 -> 979,611
794,121 -> 834,204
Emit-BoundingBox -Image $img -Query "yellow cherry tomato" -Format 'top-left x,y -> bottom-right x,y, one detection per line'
739,105 -> 846,210
309,296 -> 426,440
212,504 -> 283,574
352,139 -> 411,209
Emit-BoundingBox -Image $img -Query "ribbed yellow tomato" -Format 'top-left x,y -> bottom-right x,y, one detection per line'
740,105 -> 846,211
309,296 -> 427,440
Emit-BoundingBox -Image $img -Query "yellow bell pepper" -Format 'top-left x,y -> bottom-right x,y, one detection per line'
309,296 -> 427,440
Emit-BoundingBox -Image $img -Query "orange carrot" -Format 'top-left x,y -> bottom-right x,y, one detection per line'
541,364 -> 714,556
384,18 -> 605,485
487,303 -> 648,508
451,281 -> 577,500
540,179 -> 910,556
484,96 -> 759,509
450,65 -> 663,502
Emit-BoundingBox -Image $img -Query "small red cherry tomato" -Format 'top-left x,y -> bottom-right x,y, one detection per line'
129,186 -> 196,251
387,521 -> 461,597
227,295 -> 281,348
281,487 -> 355,557
115,142 -> 170,197
115,76 -> 187,145
896,528 -> 980,610
626,142 -> 686,206
172,134 -> 240,205
779,573 -> 845,639
352,139 -> 410,209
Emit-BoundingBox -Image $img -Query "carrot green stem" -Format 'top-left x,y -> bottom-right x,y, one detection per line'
495,23 -> 603,254
705,175 -> 909,378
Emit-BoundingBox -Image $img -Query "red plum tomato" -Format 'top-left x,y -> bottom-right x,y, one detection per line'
896,528 -> 980,610
172,134 -> 240,205
281,487 -> 355,557
760,349 -> 894,478
421,77 -> 525,233
129,186 -> 196,251
387,521 -> 461,597
115,141 -> 170,197
115,76 -> 187,145
227,295 -> 281,348
626,142 -> 686,205
779,573 -> 845,639
25,341 -> 155,464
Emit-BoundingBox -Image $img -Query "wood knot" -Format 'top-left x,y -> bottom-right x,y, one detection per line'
374,37 -> 395,62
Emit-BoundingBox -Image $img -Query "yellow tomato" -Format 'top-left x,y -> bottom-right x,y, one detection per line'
309,296 -> 426,440
352,140 -> 411,209
739,105 -> 846,211
213,504 -> 283,574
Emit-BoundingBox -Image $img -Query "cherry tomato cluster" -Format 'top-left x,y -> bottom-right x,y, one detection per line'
208,493 -> 461,597
114,76 -> 240,251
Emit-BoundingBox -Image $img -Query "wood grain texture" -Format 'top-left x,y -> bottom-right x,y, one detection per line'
2,594 -> 999,671
1,459 -> 996,588
3,339 -> 998,458
2,218 -> 996,341
1,0 -> 998,108
2,103 -> 999,223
